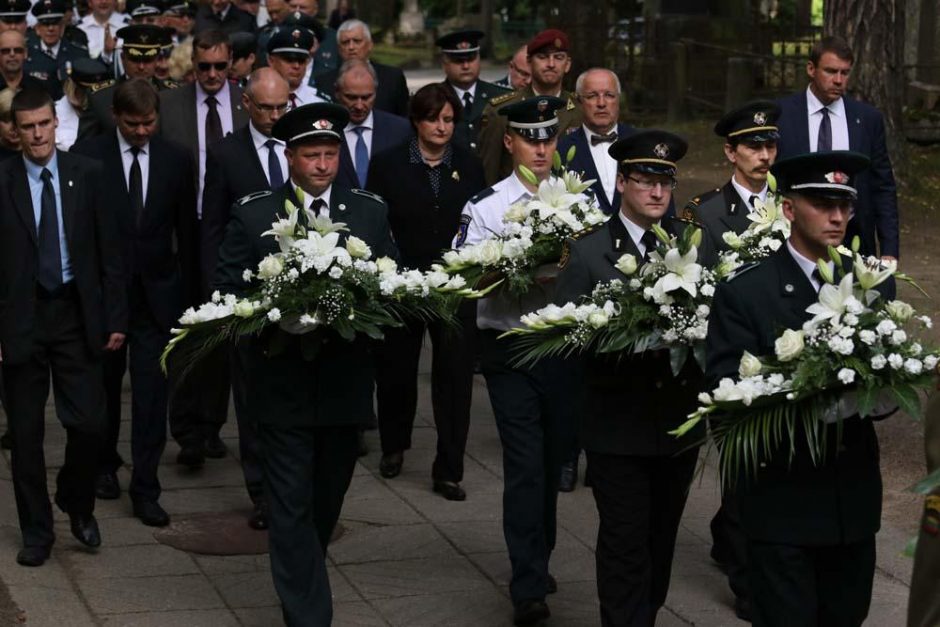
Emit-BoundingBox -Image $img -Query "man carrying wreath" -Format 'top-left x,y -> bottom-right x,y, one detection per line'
554,130 -> 704,627
705,151 -> 894,627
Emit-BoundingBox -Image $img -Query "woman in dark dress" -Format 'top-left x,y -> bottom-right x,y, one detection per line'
366,83 -> 486,500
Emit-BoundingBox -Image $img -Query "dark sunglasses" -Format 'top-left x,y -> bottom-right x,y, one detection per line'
197,61 -> 229,72
0,47 -> 25,55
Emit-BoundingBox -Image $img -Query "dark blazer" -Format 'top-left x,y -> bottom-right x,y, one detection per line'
0,151 -> 126,363
213,183 -> 398,428
158,82 -> 249,166
200,125 -> 270,296
71,133 -> 200,330
336,109 -> 412,190
193,3 -> 256,35
684,181 -> 752,267
77,77 -> 177,141
448,79 -> 510,152
315,61 -> 410,117
776,90 -> 899,258
706,247 -> 895,545
366,139 -> 485,270
557,122 -> 635,216
554,216 -> 705,456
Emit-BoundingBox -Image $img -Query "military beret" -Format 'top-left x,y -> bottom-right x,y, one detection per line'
281,11 -> 324,42
272,102 -> 349,146
436,29 -> 483,58
608,129 -> 688,176
770,151 -> 870,200
499,96 -> 565,141
527,29 -> 569,55
714,99 -> 781,143
267,25 -> 314,58
229,32 -> 257,61
117,24 -> 172,58
0,0 -> 29,18
126,0 -> 163,18
66,57 -> 111,87
30,0 -> 67,21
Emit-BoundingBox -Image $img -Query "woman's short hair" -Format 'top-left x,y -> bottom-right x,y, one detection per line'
408,82 -> 462,130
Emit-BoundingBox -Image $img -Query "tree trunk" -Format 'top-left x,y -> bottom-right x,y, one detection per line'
824,0 -> 907,168
554,0 -> 609,87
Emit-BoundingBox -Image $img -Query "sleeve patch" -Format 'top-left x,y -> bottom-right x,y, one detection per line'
454,214 -> 472,248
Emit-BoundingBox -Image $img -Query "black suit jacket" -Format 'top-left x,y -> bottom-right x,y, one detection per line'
158,82 -> 249,168
776,90 -> 899,258
684,181 -> 752,267
336,109 -> 413,190
200,125 -> 271,296
315,61 -> 410,117
366,140 -> 485,270
193,3 -> 256,35
706,247 -> 895,545
71,134 -> 199,330
557,122 -> 636,215
0,151 -> 126,363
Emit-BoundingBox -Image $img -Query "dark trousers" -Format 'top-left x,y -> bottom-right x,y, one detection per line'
168,343 -> 230,446
710,491 -> 749,601
374,314 -> 476,482
3,293 -> 105,548
479,331 -> 577,604
230,346 -> 263,505
101,280 -> 169,503
586,448 -> 698,627
258,422 -> 359,627
748,536 -> 875,627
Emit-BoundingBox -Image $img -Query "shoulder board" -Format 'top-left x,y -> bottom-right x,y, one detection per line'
89,80 -> 115,93
670,215 -> 704,230
725,262 -> 759,282
685,187 -> 721,210
468,186 -> 496,204
489,91 -> 516,107
571,223 -> 602,241
351,188 -> 385,204
237,190 -> 272,206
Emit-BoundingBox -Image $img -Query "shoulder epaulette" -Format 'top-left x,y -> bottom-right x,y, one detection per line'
571,223 -> 602,241
89,80 -> 115,93
468,186 -> 496,204
685,188 -> 721,210
351,188 -> 385,204
725,262 -> 759,281
489,91 -> 516,107
670,215 -> 704,230
237,190 -> 272,205
479,81 -> 511,100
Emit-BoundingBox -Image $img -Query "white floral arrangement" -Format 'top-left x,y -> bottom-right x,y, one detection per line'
505,224 -> 722,374
441,150 -> 608,296
672,246 -> 939,483
717,183 -> 792,275
162,199 -> 486,371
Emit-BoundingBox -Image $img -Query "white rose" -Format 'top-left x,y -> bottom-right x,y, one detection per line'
837,368 -> 856,384
587,310 -> 609,329
504,202 -> 529,223
885,300 -> 914,323
924,355 -> 939,370
904,358 -> 924,375
738,351 -> 763,378
858,330 -> 877,346
478,239 -> 503,266
267,308 -> 282,322
888,353 -> 904,369
698,392 -> 712,405
616,254 -> 638,276
257,255 -> 284,279
722,231 -> 743,249
328,266 -> 343,279
875,319 -> 897,336
774,329 -> 805,362
919,315 -> 934,329
870,354 -> 887,370
701,283 -> 715,297
374,256 -> 398,275
890,330 -> 907,346
345,236 -> 371,259
233,300 -> 254,318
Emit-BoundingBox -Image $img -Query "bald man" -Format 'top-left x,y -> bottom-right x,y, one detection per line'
0,31 -> 54,94
494,45 -> 531,91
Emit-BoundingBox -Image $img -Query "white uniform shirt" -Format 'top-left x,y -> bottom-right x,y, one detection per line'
583,124 -> 618,205
290,83 -> 326,108
806,86 -> 849,152
290,180 -> 331,219
787,240 -> 834,292
730,176 -> 768,210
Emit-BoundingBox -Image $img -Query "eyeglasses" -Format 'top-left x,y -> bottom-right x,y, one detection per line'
580,91 -> 618,102
196,61 -> 229,72
627,176 -> 677,191
248,95 -> 289,114
0,47 -> 25,55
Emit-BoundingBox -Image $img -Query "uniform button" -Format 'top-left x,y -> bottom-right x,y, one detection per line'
471,142 -> 477,149
469,123 -> 474,129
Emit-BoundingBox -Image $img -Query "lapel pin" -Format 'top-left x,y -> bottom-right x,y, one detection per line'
729,202 -> 736,215
784,283 -> 794,293
338,203 -> 346,211
615,238 -> 621,249
452,171 -> 460,182
856,117 -> 860,124
68,180 -> 73,187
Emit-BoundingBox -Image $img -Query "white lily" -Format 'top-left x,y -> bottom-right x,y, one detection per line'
656,247 -> 702,297
853,253 -> 895,290
804,273 -> 866,329
747,196 -> 788,235
262,211 -> 300,252
528,178 -> 583,222
561,169 -> 596,194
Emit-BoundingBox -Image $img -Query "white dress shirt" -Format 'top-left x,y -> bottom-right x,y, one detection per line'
117,130 -> 149,205
196,81 -> 234,217
42,42 -> 61,59
290,83 -> 326,108
584,124 -> 618,205
249,121 -> 287,188
450,82 -> 476,106
619,212 -> 659,258
344,110 -> 374,175
806,86 -> 849,152
730,176 -> 768,209
55,97 -> 80,151
79,12 -> 128,60
787,240 -> 834,291
290,180 -> 331,219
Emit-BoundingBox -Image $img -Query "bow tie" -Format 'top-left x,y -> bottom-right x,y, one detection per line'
590,131 -> 617,146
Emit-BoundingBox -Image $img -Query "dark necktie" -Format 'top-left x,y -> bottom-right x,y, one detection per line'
311,198 -> 326,216
205,96 -> 223,146
129,145 -> 144,228
38,167 -> 62,291
462,91 -> 472,111
289,93 -> 299,110
811,268 -> 824,292
817,106 -> 832,152
640,229 -> 658,261
748,194 -> 758,208
264,138 -> 284,189
590,131 -> 617,146
352,126 -> 369,188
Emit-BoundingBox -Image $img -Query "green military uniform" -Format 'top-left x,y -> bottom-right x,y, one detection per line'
908,387 -> 940,627
450,79 -> 509,153
477,86 -> 582,185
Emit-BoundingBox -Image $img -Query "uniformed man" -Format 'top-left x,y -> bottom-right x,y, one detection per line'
685,99 -> 781,269
0,0 -> 29,35
706,150 -> 893,627
162,0 -> 196,45
266,24 -> 324,108
436,29 -> 509,153
26,0 -> 90,100
212,102 -> 397,626
908,384 -> 940,627
455,96 -> 578,626
477,28 -> 581,185
54,56 -> 110,150
555,130 -> 703,627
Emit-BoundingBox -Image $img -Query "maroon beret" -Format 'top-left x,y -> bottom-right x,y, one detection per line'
527,29 -> 569,55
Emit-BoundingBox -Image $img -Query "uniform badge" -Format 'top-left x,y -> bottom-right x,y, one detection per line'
654,143 -> 669,159
454,214 -> 472,248
753,111 -> 767,125
784,283 -> 795,293
825,171 -> 848,184
558,242 -> 570,269
681,207 -> 695,221
924,495 -> 940,536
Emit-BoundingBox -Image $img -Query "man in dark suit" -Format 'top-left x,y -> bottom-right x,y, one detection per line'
71,79 -> 199,527
706,151 -> 892,627
333,58 -> 411,190
159,27 -> 248,467
0,87 -> 126,566
436,29 -> 509,153
555,130 -> 703,627
213,102 -> 397,626
313,19 -> 408,117
26,0 -> 90,101
193,0 -> 255,35
201,67 -> 290,530
775,35 -> 898,260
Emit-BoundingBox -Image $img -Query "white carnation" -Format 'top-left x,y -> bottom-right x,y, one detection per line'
837,368 -> 856,384
904,358 -> 924,375
870,354 -> 887,370
267,308 -> 282,322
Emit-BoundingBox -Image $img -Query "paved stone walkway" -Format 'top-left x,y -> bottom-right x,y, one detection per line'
0,357 -> 914,626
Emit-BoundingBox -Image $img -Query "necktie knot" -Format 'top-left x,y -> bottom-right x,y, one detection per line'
130,145 -> 141,157
748,194 -> 758,208
352,126 -> 367,137
462,91 -> 473,108
640,230 -> 658,257
590,131 -> 617,146
311,198 -> 326,216
264,138 -> 277,149
40,167 -> 52,183
206,95 -> 219,108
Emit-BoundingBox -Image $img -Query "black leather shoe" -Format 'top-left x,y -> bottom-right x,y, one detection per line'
547,573 -> 557,594
433,481 -> 466,501
204,433 -> 227,459
558,461 -> 577,493
95,472 -> 121,500
176,443 -> 205,468
69,514 -> 101,548
357,429 -> 368,457
379,452 -> 403,478
248,502 -> 268,530
734,596 -> 752,622
513,599 -> 550,625
0,430 -> 11,450
16,546 -> 51,567
133,500 -> 170,527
